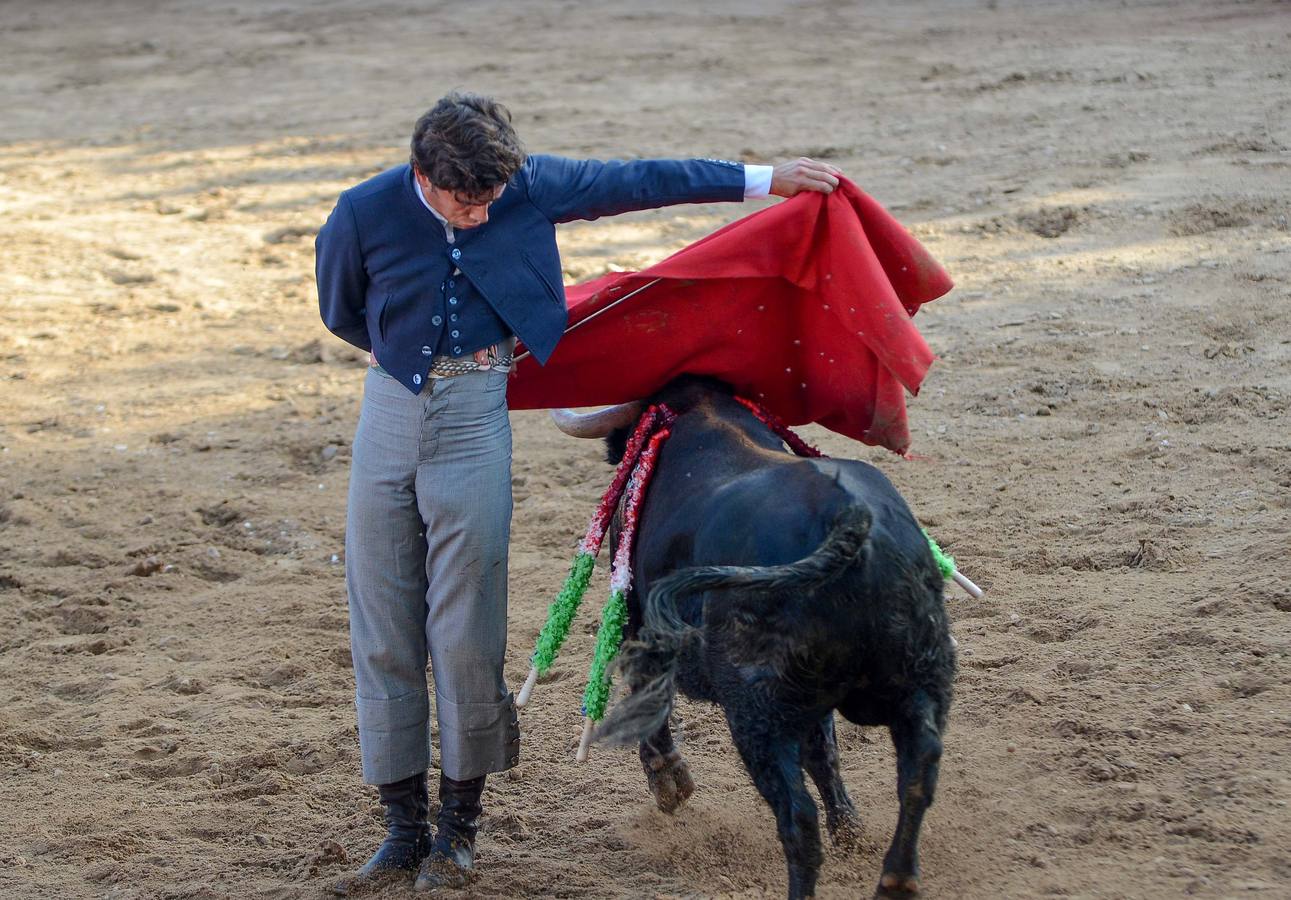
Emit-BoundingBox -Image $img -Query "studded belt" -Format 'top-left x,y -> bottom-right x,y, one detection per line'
428,346 -> 515,378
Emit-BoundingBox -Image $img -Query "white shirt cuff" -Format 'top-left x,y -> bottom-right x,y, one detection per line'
743,164 -> 773,199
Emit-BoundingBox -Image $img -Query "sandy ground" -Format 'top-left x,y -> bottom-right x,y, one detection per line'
2,1 -> 1290,898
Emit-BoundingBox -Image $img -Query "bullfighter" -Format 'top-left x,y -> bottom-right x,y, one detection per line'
314,90 -> 841,893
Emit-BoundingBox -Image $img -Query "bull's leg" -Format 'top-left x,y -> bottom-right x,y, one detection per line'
622,581 -> 696,815
801,714 -> 861,847
875,695 -> 943,899
727,715 -> 822,900
639,719 -> 695,814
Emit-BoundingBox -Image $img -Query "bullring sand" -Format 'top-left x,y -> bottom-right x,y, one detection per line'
1,2 -> 1288,897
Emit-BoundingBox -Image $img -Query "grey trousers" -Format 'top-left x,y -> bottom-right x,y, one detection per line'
346,366 -> 520,785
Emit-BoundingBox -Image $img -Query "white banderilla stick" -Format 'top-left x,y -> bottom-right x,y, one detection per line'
953,569 -> 984,598
516,666 -> 539,708
576,716 -> 595,762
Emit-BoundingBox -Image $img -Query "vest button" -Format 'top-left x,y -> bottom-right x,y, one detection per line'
420,346 -> 432,356
450,248 -> 461,260
448,297 -> 457,305
431,315 -> 443,326
450,329 -> 460,338
453,346 -> 462,354
412,374 -> 422,385
449,314 -> 458,322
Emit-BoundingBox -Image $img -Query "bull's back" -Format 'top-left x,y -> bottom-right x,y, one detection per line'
637,454 -> 841,577
641,451 -> 931,578
635,449 -> 947,695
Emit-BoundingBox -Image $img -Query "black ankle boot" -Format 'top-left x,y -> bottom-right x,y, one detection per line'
333,772 -> 433,896
413,774 -> 486,891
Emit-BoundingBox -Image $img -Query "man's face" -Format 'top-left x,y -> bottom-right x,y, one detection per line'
414,169 -> 505,230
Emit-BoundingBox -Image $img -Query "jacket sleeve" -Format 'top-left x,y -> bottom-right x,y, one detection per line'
523,155 -> 747,224
315,193 -> 373,352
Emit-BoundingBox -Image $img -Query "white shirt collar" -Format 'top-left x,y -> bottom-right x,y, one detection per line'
414,176 -> 455,244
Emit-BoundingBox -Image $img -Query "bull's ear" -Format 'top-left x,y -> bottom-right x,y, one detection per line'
549,402 -> 644,438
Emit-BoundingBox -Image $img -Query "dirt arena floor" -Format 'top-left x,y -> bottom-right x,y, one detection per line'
2,1 -> 1289,898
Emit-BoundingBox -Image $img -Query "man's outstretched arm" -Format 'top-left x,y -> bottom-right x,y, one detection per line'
524,155 -> 843,224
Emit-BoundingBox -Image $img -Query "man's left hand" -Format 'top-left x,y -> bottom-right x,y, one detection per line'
770,157 -> 843,197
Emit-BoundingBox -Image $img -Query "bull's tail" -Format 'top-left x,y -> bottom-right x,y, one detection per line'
596,507 -> 872,747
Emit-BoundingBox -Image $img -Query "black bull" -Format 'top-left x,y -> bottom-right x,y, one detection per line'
578,378 -> 956,900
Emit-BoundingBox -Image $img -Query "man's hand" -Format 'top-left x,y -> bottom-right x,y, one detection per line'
770,157 -> 843,197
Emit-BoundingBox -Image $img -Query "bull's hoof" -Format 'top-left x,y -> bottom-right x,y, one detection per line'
644,750 -> 695,814
827,809 -> 863,849
875,871 -> 920,898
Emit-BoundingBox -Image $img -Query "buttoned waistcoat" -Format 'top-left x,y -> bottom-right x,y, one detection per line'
315,155 -> 746,395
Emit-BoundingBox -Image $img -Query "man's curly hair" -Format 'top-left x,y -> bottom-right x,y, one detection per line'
410,92 -> 527,201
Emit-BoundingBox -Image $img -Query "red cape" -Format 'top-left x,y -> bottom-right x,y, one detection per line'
507,179 -> 952,454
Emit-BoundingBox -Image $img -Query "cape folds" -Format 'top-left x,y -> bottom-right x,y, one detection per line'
507,179 -> 953,454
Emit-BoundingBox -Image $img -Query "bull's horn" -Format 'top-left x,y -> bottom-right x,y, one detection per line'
549,402 -> 644,438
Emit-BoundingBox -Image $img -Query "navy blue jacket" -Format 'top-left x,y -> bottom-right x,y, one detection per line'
315,154 -> 747,395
